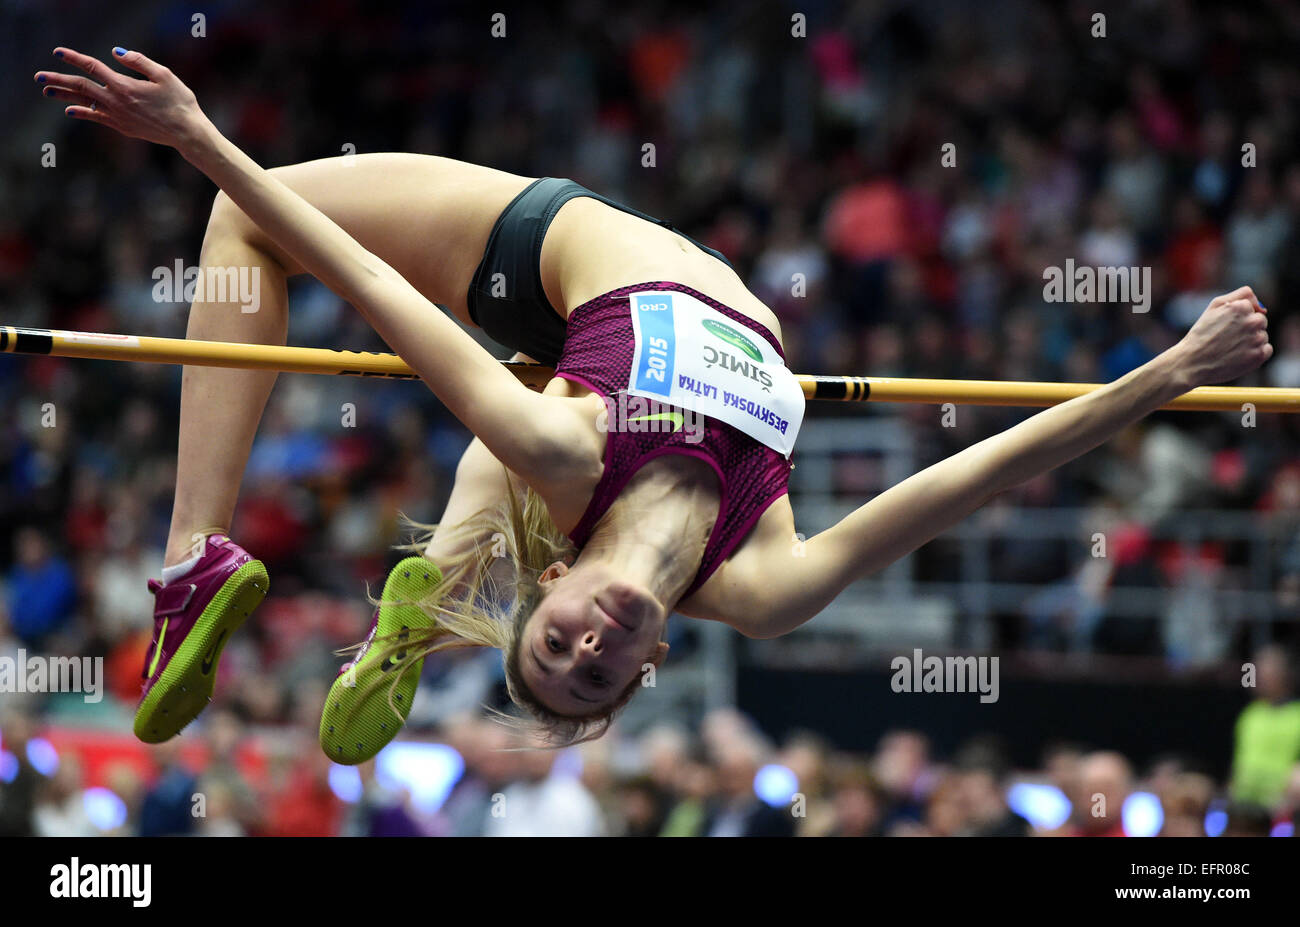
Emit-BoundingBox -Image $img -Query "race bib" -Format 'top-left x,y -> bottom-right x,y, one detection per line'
627,290 -> 804,456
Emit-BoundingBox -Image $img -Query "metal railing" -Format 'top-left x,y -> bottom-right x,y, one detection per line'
782,418 -> 1297,656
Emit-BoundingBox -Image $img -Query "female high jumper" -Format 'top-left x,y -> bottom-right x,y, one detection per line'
35,47 -> 1272,759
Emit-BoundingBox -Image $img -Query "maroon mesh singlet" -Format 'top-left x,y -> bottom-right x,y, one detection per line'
553,281 -> 794,598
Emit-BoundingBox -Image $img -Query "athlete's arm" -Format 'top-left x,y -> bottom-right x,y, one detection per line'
426,354 -> 538,558
717,288 -> 1271,638
36,47 -> 589,484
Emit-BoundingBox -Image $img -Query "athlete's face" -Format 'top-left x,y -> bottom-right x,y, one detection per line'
520,561 -> 668,716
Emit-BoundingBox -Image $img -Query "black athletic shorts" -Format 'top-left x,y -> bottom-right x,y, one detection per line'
466,177 -> 732,368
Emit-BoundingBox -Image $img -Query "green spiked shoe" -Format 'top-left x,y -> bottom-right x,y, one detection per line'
320,556 -> 441,764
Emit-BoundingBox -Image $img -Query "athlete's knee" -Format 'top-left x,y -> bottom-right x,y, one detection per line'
202,189 -> 295,274
205,190 -> 251,242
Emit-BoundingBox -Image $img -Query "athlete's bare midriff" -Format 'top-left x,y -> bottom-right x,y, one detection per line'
541,195 -> 785,349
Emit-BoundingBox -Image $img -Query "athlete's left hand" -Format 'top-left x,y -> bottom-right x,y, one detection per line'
34,47 -> 205,150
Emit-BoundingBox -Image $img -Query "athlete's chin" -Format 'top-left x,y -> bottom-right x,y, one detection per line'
601,580 -> 660,626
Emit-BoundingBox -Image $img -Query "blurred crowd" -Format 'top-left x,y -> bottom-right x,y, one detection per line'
3,0 -> 1300,834
3,696 -> 1297,837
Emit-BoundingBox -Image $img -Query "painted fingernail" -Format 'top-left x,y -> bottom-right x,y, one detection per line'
35,74 -> 45,83
53,50 -> 64,58
113,46 -> 127,57
43,87 -> 54,96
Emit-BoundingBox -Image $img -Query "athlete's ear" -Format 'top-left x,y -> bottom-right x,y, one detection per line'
538,561 -> 570,586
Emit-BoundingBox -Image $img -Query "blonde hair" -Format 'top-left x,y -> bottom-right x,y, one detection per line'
356,471 -> 648,748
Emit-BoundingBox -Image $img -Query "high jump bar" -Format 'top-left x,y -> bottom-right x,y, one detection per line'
3,325 -> 1298,412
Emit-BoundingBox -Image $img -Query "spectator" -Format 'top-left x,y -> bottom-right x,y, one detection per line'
703,735 -> 794,838
138,740 -> 198,837
1158,772 -> 1214,837
195,709 -> 264,835
1070,751 -> 1133,837
1221,801 -> 1274,838
482,739 -> 605,837
614,775 -> 672,838
341,760 -> 424,838
658,759 -> 716,838
438,716 -> 515,838
824,760 -> 885,838
262,748 -> 344,838
32,754 -> 98,837
5,527 -> 76,650
874,730 -> 934,829
953,742 -> 1031,838
0,710 -> 42,836
1229,646 -> 1300,809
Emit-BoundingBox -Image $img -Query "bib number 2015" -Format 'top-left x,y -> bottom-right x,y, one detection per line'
643,337 -> 669,382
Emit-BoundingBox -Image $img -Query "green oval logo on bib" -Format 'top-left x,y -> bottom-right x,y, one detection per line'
701,318 -> 763,362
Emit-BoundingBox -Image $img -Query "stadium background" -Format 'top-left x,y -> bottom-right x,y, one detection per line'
2,0 -> 1299,836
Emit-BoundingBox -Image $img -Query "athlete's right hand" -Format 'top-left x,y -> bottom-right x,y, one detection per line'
35,47 -> 206,151
1174,286 -> 1272,387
